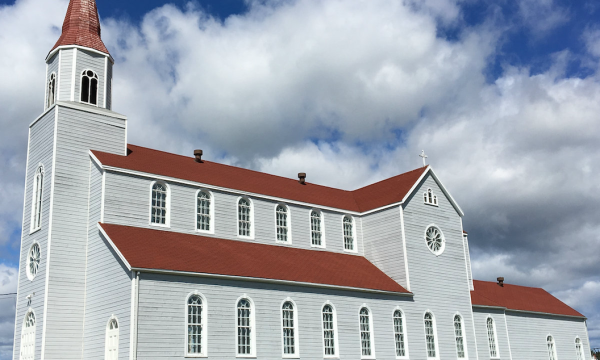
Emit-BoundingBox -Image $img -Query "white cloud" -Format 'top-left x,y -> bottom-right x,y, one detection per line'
517,0 -> 570,37
0,264 -> 18,360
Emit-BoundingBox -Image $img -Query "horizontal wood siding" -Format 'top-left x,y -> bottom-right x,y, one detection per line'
82,162 -> 132,359
13,110 -> 56,360
58,49 -> 73,102
43,105 -> 126,358
102,173 -> 364,255
505,311 -> 590,360
402,174 -> 477,360
75,50 -> 106,107
361,207 -> 408,289
473,308 -> 511,360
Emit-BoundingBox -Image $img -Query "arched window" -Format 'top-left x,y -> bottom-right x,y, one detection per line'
424,188 -> 438,205
196,191 -> 211,232
105,317 -> 119,360
276,205 -> 289,242
81,70 -> 99,105
151,182 -> 168,225
547,335 -> 557,360
26,243 -> 41,281
454,314 -> 466,358
187,294 -> 206,355
393,310 -> 407,357
311,210 -> 323,247
237,298 -> 254,356
322,304 -> 337,356
575,337 -> 584,360
20,311 -> 36,360
47,73 -> 56,108
343,216 -> 354,251
30,165 -> 44,232
424,312 -> 437,359
359,307 -> 374,357
487,317 -> 498,358
238,198 -> 252,237
282,301 -> 298,356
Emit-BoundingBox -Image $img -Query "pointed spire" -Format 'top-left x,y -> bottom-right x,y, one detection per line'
50,0 -> 109,55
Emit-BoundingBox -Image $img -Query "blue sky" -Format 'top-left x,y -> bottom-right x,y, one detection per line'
0,0 -> 599,357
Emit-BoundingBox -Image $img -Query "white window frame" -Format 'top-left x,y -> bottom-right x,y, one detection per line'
342,215 -> 357,253
185,292 -> 208,357
321,301 -> 339,358
235,295 -> 256,358
275,203 -> 292,244
547,334 -> 558,360
423,188 -> 438,206
358,305 -> 376,359
26,242 -> 41,281
424,224 -> 445,256
195,189 -> 214,234
453,312 -> 468,359
80,68 -> 100,106
236,197 -> 254,239
423,311 -> 440,360
105,315 -> 119,360
486,316 -> 500,359
47,72 -> 56,109
149,181 -> 170,227
19,309 -> 36,360
280,298 -> 300,358
575,337 -> 584,360
392,307 -> 409,359
310,209 -> 326,248
29,164 -> 44,233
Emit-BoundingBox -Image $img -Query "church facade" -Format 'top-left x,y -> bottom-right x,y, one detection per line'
13,1 -> 592,360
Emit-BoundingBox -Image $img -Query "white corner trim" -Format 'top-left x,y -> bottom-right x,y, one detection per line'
29,106 -> 57,128
88,150 -> 104,168
97,224 -> 132,270
100,171 -> 106,223
103,57 -> 107,108
43,62 -> 49,109
398,206 -> 411,292
55,50 -> 62,104
46,44 -> 114,63
71,48 -> 77,101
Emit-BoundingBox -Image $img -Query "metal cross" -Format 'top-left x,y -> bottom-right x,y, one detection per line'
419,150 -> 428,166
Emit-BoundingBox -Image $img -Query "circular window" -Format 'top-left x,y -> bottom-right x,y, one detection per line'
425,226 -> 445,255
27,243 -> 41,280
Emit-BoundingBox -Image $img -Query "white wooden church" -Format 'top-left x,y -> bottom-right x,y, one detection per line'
13,1 -> 592,359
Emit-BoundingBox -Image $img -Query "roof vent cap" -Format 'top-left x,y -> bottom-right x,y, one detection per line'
194,149 -> 203,163
298,172 -> 306,185
497,277 -> 504,287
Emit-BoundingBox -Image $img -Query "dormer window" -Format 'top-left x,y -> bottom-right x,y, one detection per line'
424,188 -> 438,206
47,73 -> 56,108
81,70 -> 99,105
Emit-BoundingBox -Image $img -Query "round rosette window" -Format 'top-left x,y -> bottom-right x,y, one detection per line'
425,226 -> 445,255
26,243 -> 41,280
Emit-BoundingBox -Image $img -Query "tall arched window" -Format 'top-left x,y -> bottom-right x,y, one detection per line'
237,298 -> 254,356
196,191 -> 211,232
322,304 -> 337,356
238,198 -> 252,237
151,182 -> 168,225
105,317 -> 119,360
575,337 -> 584,360
276,205 -> 289,242
424,312 -> 437,359
19,311 -> 36,360
393,310 -> 407,357
81,70 -> 99,105
359,307 -> 374,357
547,335 -> 557,360
30,165 -> 44,232
282,301 -> 298,356
187,294 -> 206,355
311,210 -> 323,247
487,317 -> 498,358
343,216 -> 354,251
454,314 -> 466,358
47,73 -> 56,108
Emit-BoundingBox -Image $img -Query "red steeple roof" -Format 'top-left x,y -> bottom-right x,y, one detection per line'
50,0 -> 109,55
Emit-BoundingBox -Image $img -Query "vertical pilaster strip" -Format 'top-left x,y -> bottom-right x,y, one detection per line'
71,49 -> 77,101
55,51 -> 62,103
43,63 -> 48,109
399,205 -> 411,292
103,57 -> 108,108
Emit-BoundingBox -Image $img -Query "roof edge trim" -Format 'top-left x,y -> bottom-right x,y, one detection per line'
132,267 -> 413,296
505,308 -> 586,320
97,223 -> 132,271
46,45 -> 114,63
401,166 -> 464,217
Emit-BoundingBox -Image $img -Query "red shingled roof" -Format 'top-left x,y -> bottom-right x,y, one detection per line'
92,145 -> 428,212
50,0 -> 110,55
471,280 -> 584,317
99,223 -> 409,294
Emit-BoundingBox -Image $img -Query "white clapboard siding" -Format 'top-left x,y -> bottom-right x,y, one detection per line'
102,172 -> 364,256
13,110 -> 56,360
82,162 -> 132,359
473,308 -> 511,360
74,49 -> 106,107
402,174 -> 478,360
505,311 -> 590,360
58,49 -> 73,102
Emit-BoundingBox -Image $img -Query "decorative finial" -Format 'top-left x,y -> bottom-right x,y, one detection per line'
419,150 -> 428,167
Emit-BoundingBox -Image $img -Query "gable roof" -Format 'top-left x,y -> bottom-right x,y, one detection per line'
50,0 -> 110,55
92,144 -> 429,213
98,223 -> 410,294
471,280 -> 584,318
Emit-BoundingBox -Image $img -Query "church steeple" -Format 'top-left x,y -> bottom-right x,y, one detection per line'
50,0 -> 109,55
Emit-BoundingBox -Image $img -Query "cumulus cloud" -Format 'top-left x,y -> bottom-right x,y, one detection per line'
517,0 -> 570,37
0,264 -> 18,360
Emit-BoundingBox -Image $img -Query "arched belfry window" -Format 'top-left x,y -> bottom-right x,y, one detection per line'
47,73 -> 56,108
105,317 -> 119,360
19,310 -> 36,360
30,165 -> 44,232
81,70 -> 99,105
